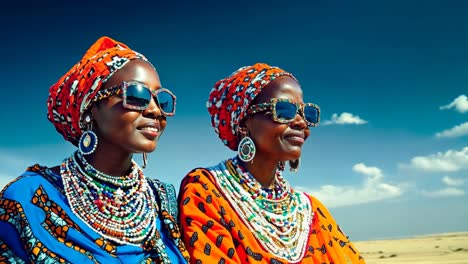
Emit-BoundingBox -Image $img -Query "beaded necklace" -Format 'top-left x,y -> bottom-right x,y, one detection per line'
209,157 -> 313,263
61,151 -> 159,248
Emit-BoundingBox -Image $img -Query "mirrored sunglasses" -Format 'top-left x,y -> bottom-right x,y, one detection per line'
247,98 -> 320,126
93,81 -> 176,116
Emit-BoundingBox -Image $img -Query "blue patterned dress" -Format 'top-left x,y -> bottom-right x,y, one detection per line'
0,165 -> 189,263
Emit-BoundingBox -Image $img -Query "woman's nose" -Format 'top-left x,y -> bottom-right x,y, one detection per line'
143,96 -> 162,118
290,109 -> 308,129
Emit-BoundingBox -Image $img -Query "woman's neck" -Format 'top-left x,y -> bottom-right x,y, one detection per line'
239,155 -> 278,188
85,147 -> 133,176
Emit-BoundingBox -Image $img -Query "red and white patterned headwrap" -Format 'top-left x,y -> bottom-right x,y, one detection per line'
207,63 -> 297,151
47,36 -> 149,146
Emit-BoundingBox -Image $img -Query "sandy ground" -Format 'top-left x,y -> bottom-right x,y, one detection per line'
354,232 -> 468,264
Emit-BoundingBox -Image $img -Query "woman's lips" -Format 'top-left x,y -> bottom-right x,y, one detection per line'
138,126 -> 159,140
284,131 -> 305,145
285,135 -> 305,145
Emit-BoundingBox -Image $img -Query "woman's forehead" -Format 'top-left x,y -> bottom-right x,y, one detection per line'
255,76 -> 303,102
104,60 -> 160,89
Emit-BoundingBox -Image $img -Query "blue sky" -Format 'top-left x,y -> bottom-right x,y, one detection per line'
1,0 -> 467,241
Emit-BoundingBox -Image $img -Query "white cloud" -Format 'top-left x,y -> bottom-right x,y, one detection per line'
440,94 -> 468,113
420,175 -> 465,198
435,122 -> 468,138
421,188 -> 464,198
353,163 -> 383,181
296,163 -> 402,208
322,112 -> 368,125
399,146 -> 468,172
442,176 -> 464,187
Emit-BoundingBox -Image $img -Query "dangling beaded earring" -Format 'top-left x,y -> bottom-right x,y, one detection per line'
142,153 -> 147,169
238,136 -> 256,162
277,161 -> 285,171
78,115 -> 98,155
289,159 -> 300,173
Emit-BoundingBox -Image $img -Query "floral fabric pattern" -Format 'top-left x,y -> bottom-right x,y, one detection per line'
178,167 -> 365,263
0,165 -> 189,263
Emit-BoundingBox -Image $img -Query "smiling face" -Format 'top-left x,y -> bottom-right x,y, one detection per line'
244,76 -> 310,162
90,59 -> 167,155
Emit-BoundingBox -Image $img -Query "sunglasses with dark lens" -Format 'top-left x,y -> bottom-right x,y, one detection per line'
94,81 -> 176,116
247,98 -> 320,127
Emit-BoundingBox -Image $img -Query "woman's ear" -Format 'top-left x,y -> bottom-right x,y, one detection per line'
238,118 -> 250,138
238,126 -> 248,138
89,104 -> 100,122
84,108 -> 98,132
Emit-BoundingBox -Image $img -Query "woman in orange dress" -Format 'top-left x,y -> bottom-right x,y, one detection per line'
179,63 -> 365,263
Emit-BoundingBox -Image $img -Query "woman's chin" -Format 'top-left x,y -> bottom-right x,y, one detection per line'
137,143 -> 157,154
284,148 -> 302,160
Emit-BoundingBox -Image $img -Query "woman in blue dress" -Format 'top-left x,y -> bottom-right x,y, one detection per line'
0,36 -> 189,263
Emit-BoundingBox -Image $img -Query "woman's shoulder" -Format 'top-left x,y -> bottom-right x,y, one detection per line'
182,167 -> 214,182
178,164 -> 224,199
180,162 -> 226,190
296,191 -> 335,220
1,164 -> 60,199
146,178 -> 179,220
303,193 -> 327,209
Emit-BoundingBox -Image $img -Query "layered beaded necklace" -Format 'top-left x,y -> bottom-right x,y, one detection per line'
209,157 -> 313,263
61,151 -> 158,247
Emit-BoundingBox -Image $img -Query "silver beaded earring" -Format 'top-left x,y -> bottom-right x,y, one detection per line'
289,159 -> 300,173
78,116 -> 98,155
238,136 -> 256,162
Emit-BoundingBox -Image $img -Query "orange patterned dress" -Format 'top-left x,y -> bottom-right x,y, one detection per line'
179,160 -> 365,264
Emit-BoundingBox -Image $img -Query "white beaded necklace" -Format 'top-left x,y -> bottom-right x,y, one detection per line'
76,151 -> 140,188
61,151 -> 158,247
209,158 -> 313,263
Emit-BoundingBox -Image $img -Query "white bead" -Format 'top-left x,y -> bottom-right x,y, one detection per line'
61,151 -> 158,246
209,158 -> 314,262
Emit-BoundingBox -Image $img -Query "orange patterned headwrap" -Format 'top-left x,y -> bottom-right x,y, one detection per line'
207,63 -> 297,151
47,36 -> 149,146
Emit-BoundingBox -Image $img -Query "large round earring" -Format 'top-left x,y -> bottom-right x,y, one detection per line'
78,116 -> 98,155
238,136 -> 256,162
289,159 -> 300,173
